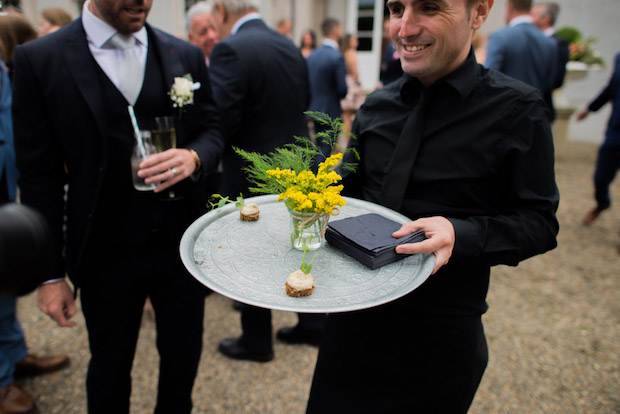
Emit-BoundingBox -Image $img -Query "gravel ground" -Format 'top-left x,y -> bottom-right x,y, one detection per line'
14,141 -> 620,413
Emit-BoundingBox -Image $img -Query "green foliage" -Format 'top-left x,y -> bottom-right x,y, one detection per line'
209,194 -> 245,210
555,26 -> 582,44
300,240 -> 318,274
233,112 -> 359,195
556,26 -> 605,66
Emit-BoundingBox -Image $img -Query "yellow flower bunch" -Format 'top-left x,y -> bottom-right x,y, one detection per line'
266,153 -> 346,214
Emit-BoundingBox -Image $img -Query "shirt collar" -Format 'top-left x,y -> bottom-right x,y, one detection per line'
401,47 -> 478,103
82,0 -> 147,48
509,15 -> 533,27
543,27 -> 555,37
322,38 -> 340,51
231,12 -> 261,35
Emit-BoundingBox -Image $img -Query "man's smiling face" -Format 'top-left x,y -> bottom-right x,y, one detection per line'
386,0 -> 491,86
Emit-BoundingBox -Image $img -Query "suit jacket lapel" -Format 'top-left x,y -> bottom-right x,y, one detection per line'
60,19 -> 107,139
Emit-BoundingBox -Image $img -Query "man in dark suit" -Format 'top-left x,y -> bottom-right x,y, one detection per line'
12,1 -> 225,412
307,18 -> 348,162
485,0 -> 558,120
207,0 -> 322,362
531,2 -> 570,121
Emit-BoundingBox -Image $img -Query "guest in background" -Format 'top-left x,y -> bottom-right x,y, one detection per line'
577,52 -> 620,229
37,7 -> 73,37
378,15 -> 402,87
0,11 -> 37,79
275,18 -> 292,38
1,52 -> 70,414
12,0 -> 225,412
299,29 -> 316,59
485,0 -> 558,120
186,1 -> 219,66
208,0 -> 323,362
531,1 -> 569,122
340,33 -> 365,141
307,17 -> 347,163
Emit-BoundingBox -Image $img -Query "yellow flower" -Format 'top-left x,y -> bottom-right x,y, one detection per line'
273,153 -> 346,213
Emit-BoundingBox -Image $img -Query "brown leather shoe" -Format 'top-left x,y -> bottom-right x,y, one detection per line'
14,354 -> 70,378
582,207 -> 603,225
0,384 -> 38,414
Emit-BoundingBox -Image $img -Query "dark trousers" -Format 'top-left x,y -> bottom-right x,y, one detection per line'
0,172 -> 8,204
238,304 -> 326,352
593,144 -> 620,211
307,308 -> 488,414
80,237 -> 206,414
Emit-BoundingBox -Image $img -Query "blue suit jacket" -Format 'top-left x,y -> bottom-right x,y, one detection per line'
485,22 -> 558,96
0,59 -> 18,201
307,44 -> 348,119
588,52 -> 620,147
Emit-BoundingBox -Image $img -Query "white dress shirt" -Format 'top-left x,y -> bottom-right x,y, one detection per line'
321,38 -> 341,52
231,12 -> 261,35
82,0 -> 148,90
508,15 -> 534,28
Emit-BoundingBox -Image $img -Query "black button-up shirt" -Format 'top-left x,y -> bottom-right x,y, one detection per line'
343,50 -> 559,316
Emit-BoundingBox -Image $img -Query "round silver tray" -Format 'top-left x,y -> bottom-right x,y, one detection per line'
180,195 -> 435,313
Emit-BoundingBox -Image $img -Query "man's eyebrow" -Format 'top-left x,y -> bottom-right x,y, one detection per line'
387,0 -> 449,6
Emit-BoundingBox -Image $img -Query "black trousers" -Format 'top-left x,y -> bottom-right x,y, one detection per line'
593,143 -> 620,211
238,304 -> 326,353
307,306 -> 488,414
79,236 -> 207,414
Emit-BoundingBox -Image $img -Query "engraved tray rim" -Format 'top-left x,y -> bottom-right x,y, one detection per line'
180,195 -> 435,313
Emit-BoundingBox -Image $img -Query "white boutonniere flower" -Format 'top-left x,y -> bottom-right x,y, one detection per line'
169,74 -> 201,118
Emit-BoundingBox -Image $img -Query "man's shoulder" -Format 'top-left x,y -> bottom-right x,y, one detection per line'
149,25 -> 195,51
480,66 -> 542,103
357,78 -> 406,118
18,19 -> 81,54
218,24 -> 296,55
308,46 -> 342,64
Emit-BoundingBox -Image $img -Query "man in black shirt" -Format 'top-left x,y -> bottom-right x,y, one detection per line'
306,0 -> 559,413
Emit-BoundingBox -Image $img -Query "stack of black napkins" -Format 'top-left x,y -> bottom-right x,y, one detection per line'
325,213 -> 425,269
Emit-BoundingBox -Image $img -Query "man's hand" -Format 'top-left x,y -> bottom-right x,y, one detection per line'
37,281 -> 77,327
575,108 -> 589,122
393,217 -> 455,274
138,148 -> 196,193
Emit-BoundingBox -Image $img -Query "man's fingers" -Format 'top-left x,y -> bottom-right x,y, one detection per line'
392,221 -> 422,238
46,304 -> 77,327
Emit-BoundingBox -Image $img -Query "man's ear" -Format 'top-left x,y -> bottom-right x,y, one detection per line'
215,2 -> 229,24
472,0 -> 494,31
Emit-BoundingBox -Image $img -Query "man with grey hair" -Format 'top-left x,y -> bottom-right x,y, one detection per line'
186,1 -> 219,65
531,1 -> 569,121
207,0 -> 321,362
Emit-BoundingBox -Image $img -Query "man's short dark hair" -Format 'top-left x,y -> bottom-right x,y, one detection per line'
510,0 -> 533,12
321,18 -> 340,37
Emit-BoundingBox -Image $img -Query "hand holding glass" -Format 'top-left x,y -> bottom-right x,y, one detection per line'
131,130 -> 159,191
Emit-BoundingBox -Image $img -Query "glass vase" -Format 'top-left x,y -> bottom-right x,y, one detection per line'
288,208 -> 329,251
